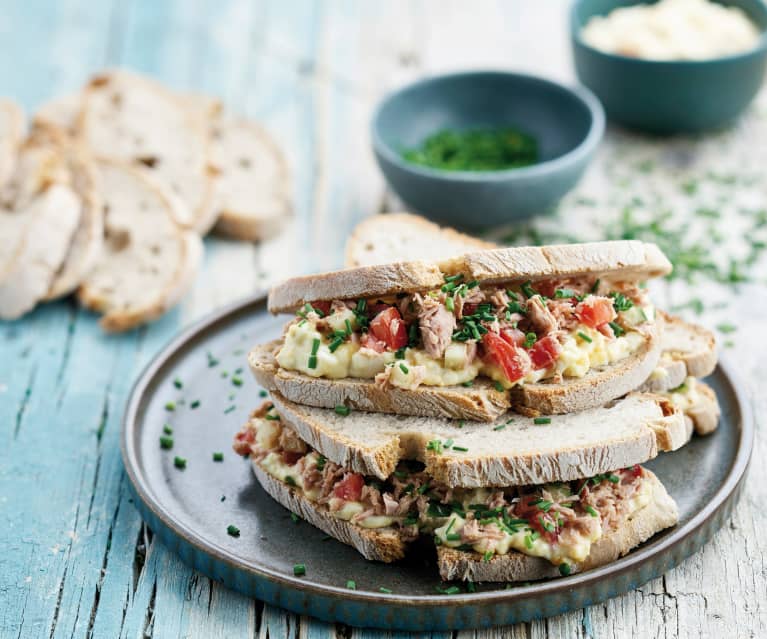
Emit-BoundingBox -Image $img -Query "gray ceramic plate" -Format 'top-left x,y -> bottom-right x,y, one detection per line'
121,294 -> 753,631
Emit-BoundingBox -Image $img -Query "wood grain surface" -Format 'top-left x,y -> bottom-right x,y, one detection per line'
1,1 -> 764,638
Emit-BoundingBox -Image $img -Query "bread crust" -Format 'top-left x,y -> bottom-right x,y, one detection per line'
269,240 -> 671,314
267,391 -> 690,487
685,380 -> 721,436
437,470 -> 678,581
251,462 -> 408,562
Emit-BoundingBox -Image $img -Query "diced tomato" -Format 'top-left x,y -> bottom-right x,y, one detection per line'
360,332 -> 387,353
333,473 -> 364,501
500,328 -> 526,347
482,332 -> 528,384
529,335 -> 562,370
281,451 -> 303,465
369,307 -> 408,350
575,297 -> 616,328
312,301 -> 332,316
626,464 -> 643,479
233,428 -> 255,456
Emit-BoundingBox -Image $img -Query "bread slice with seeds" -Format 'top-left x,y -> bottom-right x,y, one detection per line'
208,114 -> 292,242
77,158 -> 202,331
266,391 -> 689,487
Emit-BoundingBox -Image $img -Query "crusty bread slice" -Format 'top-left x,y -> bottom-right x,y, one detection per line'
511,322 -> 663,414
0,99 -> 25,189
267,391 -> 689,487
208,114 -> 292,242
640,313 -> 717,392
251,462 -> 408,562
250,339 -> 510,422
77,69 -> 217,233
685,381 -> 720,435
437,470 -> 678,582
32,93 -> 81,136
77,158 -> 203,331
0,184 -> 81,319
269,240 -> 671,314
344,213 -> 497,268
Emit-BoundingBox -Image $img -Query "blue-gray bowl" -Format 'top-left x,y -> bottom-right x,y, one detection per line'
571,0 -> 767,134
371,71 -> 605,230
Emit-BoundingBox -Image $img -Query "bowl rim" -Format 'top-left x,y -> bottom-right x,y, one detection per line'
370,69 -> 605,183
570,0 -> 767,65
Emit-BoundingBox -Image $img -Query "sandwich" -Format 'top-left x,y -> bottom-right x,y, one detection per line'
233,399 -> 682,580
252,240 -> 673,421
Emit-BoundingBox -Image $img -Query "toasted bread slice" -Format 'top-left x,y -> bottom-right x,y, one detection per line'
209,114 -> 292,242
344,213 -> 497,268
268,240 -> 671,314
661,377 -> 721,436
266,391 -> 689,487
78,69 -> 218,233
252,462 -> 407,562
77,159 -> 203,331
437,470 -> 677,582
0,99 -> 25,189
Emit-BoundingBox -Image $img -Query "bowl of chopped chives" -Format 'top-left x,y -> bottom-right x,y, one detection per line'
371,70 -> 604,229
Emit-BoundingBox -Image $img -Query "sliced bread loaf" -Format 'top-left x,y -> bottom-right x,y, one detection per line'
0,99 -> 25,189
78,69 -> 217,233
266,391 -> 689,487
209,114 -> 292,242
77,158 -> 203,331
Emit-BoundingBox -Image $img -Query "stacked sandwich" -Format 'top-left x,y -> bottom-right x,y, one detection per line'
233,216 -> 720,582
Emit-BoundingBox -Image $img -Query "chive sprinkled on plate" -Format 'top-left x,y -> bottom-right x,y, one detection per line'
207,352 -> 219,367
436,585 -> 461,595
227,524 -> 240,537
399,363 -> 409,374
174,456 -> 186,469
717,323 -> 737,333
163,424 -> 173,435
461,380 -> 473,387
483,550 -> 493,562
190,400 -> 200,409
493,424 -> 506,431
259,390 -> 268,397
334,405 -> 351,416
160,436 -> 173,449
164,402 -> 175,412
291,512 -> 300,524
212,452 -> 224,462
452,445 -> 468,452
224,405 -> 236,414
378,586 -> 392,593
533,417 -> 551,425
346,580 -> 357,590
173,378 -> 183,389
293,564 -> 306,576
559,563 -> 572,576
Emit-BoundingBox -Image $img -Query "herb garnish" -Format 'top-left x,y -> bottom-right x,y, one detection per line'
174,456 -> 187,469
160,436 -> 173,449
577,331 -> 593,343
226,525 -> 240,537
334,405 -> 351,416
533,417 -> 551,425
212,452 -> 224,462
293,563 -> 306,576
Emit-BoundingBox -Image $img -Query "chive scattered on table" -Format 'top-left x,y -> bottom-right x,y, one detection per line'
160,436 -> 173,449
227,525 -> 240,537
174,456 -> 186,469
212,452 -> 224,462
533,417 -> 551,425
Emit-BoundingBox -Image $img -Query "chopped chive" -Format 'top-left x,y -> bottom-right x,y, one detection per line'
585,505 -> 599,517
164,402 -> 176,412
190,400 -> 200,409
467,581 -> 476,593
334,405 -> 351,416
285,476 -> 296,486
220,495 -> 226,502
461,380 -> 473,387
173,456 -> 186,469
717,323 -> 737,334
533,417 -> 551,425
293,563 -> 306,576
482,551 -> 493,562
291,512 -> 300,523
493,381 -> 505,392
506,418 -> 515,425
316,455 -> 327,471
443,438 -> 454,449
221,371 -> 229,378
232,376 -> 243,387
554,288 -> 576,299
493,424 -> 506,431
436,585 -> 462,595
346,580 -> 356,590
608,321 -> 625,337
328,336 -> 345,352
224,405 -> 236,414
307,356 -> 318,369
559,563 -> 572,576
311,338 -> 321,355
445,533 -> 462,541
173,378 -> 183,389
445,296 -> 455,312
458,420 -> 465,428
399,363 -> 409,374
226,524 -> 240,537
163,424 -> 173,435
160,436 -> 173,449
523,332 -> 537,348
212,452 -> 224,462
521,281 -> 538,298
452,446 -> 468,452
577,331 -> 593,343
426,439 -> 444,454
607,474 -> 620,483
591,279 -> 600,294
207,352 -> 220,367
259,390 -> 268,398
394,347 -> 406,360
417,482 -> 431,495
379,587 -> 393,593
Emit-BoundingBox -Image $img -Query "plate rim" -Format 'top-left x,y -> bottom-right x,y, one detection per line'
121,291 -> 754,610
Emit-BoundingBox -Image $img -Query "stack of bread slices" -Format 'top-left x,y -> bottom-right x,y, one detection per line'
234,213 -> 720,583
0,69 -> 290,330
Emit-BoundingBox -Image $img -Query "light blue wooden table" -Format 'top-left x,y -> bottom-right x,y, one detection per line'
2,2 -> 765,638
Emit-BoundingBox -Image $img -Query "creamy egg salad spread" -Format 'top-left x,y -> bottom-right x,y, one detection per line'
276,276 -> 655,392
234,403 -> 655,573
581,0 -> 761,61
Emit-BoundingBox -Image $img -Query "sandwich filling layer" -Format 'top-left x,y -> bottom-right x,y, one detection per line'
276,276 -> 655,391
235,402 -> 657,572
